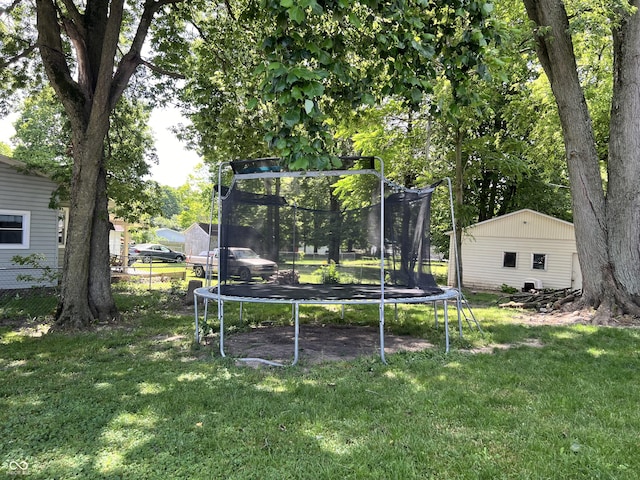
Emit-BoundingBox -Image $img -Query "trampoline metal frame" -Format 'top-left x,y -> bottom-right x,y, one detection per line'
194,286 -> 462,366
193,157 -> 466,366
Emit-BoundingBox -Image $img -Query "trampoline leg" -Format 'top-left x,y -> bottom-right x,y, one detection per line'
444,300 -> 450,353
457,295 -> 463,338
379,301 -> 387,364
194,297 -> 200,343
219,300 -> 226,358
239,302 -> 244,323
394,304 -> 398,322
341,304 -> 345,320
434,302 -> 439,329
293,303 -> 300,366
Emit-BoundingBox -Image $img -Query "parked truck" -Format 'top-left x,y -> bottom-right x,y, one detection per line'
186,247 -> 278,281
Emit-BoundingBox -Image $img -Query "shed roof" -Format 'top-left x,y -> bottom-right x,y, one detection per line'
458,209 -> 575,241
156,228 -> 185,242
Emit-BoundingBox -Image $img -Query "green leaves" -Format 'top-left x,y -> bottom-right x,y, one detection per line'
280,0 -> 307,24
481,3 -> 494,15
180,0 -> 500,171
283,109 -> 301,127
304,99 -> 315,114
288,6 -> 305,23
252,0 -> 499,168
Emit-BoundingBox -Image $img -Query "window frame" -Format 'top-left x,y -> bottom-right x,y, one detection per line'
0,209 -> 31,249
532,253 -> 547,271
503,251 -> 517,268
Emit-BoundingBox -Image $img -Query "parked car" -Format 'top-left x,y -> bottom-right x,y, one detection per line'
128,243 -> 186,265
186,247 -> 277,281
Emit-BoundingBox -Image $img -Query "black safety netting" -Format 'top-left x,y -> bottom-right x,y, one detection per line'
213,169 -> 443,294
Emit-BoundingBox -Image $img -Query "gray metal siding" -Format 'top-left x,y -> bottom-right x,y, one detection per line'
0,162 -> 59,289
184,224 -> 212,256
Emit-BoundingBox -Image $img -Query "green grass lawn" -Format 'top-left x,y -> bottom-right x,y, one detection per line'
1,286 -> 639,479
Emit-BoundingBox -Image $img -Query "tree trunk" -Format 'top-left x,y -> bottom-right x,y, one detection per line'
607,6 -> 640,310
523,0 -> 640,320
274,178 -> 281,262
89,163 -> 119,322
36,0 -> 173,330
264,178 -> 275,258
53,136 -> 105,329
52,141 -> 118,330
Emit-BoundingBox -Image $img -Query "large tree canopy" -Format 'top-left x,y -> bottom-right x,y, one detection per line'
2,0 -> 187,329
6,0 -> 638,327
11,87 -> 162,222
1,0 -> 498,328
171,0 -> 498,169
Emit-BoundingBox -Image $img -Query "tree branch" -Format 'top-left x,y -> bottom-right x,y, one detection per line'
224,0 -> 236,21
59,0 -> 85,35
36,0 -> 87,130
110,0 -> 187,108
0,42 -> 37,69
522,1 -> 554,82
58,2 -> 92,94
189,17 -> 209,43
91,0 -> 125,119
139,58 -> 186,79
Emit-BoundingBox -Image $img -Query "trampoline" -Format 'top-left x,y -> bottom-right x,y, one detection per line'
194,156 -> 476,366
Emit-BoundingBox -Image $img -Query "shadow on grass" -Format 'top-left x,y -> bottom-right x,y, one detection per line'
2,308 -> 639,479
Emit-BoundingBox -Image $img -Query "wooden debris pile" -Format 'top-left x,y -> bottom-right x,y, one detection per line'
270,269 -> 300,285
498,289 -> 582,312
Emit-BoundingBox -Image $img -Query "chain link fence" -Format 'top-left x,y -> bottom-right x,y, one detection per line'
1,259 -> 192,321
0,265 -> 61,319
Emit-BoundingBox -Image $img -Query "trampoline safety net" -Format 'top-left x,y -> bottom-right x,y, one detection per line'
213,162 -> 444,295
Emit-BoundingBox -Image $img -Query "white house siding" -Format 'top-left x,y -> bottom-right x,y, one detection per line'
0,157 -> 59,289
448,209 -> 580,291
109,228 -> 123,257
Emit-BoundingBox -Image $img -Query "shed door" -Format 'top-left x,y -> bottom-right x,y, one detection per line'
571,253 -> 583,291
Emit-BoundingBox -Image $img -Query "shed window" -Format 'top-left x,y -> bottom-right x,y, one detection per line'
0,210 -> 30,249
532,253 -> 547,270
503,252 -> 517,268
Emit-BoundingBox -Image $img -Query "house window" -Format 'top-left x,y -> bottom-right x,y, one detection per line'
532,253 -> 547,270
503,252 -> 517,268
0,210 -> 31,249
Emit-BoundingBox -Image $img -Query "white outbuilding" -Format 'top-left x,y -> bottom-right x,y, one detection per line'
448,209 -> 582,291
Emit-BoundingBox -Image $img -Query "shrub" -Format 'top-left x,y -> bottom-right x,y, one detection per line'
501,284 -> 518,294
11,253 -> 60,286
315,261 -> 340,284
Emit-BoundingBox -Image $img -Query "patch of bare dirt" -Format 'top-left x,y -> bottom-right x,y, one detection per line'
216,324 -> 434,365
507,307 -> 640,327
215,322 -> 553,365
507,308 -> 595,326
